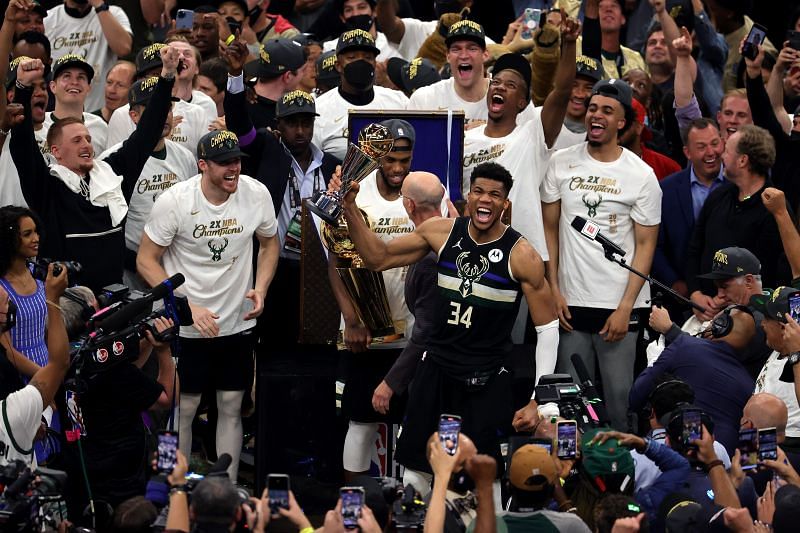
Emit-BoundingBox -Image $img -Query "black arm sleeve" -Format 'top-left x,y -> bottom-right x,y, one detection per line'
222,87 -> 267,167
105,76 -> 176,202
582,15 -> 602,63
745,73 -> 789,143
9,85 -> 53,214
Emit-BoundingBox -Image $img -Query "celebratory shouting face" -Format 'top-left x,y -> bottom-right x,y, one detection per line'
467,177 -> 509,232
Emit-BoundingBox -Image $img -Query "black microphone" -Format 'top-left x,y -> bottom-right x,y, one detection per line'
570,353 -> 610,425
95,273 -> 186,333
570,216 -> 626,257
207,453 -> 232,477
4,468 -> 33,499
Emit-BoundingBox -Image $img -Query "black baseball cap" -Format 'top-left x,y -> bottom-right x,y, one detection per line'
493,53 -> 532,90
379,118 -> 415,149
445,20 -> 486,48
316,50 -> 340,88
750,286 -> 799,324
6,55 -> 32,90
52,54 -> 95,83
697,247 -> 761,280
136,43 -> 165,77
590,78 -> 632,110
253,39 -> 306,78
128,76 -> 179,107
30,0 -> 47,17
276,90 -> 318,118
197,130 -> 248,162
336,29 -> 380,56
576,55 -> 603,82
386,57 -> 440,94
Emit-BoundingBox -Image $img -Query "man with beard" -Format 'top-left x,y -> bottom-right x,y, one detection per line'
221,36 -> 340,355
7,47 -> 178,292
321,0 -> 401,62
329,119 -> 417,480
337,160 -> 558,484
100,77 -> 197,289
312,29 -> 407,160
542,78 -> 661,431
44,0 -> 133,111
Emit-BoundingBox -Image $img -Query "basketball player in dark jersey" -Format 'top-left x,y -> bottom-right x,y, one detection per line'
340,161 -> 559,481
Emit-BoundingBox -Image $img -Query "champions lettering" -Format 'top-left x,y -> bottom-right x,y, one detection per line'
713,250 -> 729,265
140,77 -> 159,91
408,58 -> 422,80
322,55 -> 337,70
463,144 -> 505,167
137,174 -> 178,195
340,29 -> 373,42
193,218 -> 244,238
211,131 -> 239,148
53,34 -> 98,49
568,176 -> 621,195
450,20 -> 482,33
142,43 -> 165,61
373,226 -> 413,235
260,45 -> 270,63
282,90 -> 314,105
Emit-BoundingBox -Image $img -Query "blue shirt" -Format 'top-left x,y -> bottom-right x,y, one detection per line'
689,165 -> 726,220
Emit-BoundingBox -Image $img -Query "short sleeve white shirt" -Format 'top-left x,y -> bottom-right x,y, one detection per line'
462,110 -> 552,260
312,86 -> 408,160
44,5 -> 132,111
0,385 -> 42,468
144,175 -> 277,338
541,143 -> 661,308
755,351 -> 800,438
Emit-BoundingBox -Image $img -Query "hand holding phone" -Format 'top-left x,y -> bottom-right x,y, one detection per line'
555,420 -> 578,459
738,428 -> 759,470
758,427 -> 778,461
742,23 -> 768,61
521,8 -> 543,40
176,9 -> 194,31
681,409 -> 703,447
439,414 -> 461,456
340,486 -> 364,529
267,474 -> 290,517
157,431 -> 179,474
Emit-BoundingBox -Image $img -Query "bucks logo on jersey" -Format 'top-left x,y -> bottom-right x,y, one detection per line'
455,251 -> 489,297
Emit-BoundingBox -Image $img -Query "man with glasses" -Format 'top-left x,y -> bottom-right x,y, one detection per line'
137,130 -> 280,480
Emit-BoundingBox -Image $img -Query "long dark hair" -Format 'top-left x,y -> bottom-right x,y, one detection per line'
0,205 -> 43,276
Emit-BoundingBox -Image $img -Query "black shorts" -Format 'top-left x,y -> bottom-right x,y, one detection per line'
341,349 -> 408,424
394,356 -> 513,474
177,330 -> 256,394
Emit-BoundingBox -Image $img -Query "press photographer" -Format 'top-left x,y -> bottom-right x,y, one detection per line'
0,262 -> 69,468
57,300 -> 180,523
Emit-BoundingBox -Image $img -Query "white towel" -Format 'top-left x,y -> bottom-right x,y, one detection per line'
50,159 -> 128,226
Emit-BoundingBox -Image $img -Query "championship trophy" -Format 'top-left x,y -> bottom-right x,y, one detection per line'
306,123 -> 395,225
313,123 -> 397,338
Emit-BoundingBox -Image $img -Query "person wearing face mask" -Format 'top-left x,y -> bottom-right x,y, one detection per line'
321,0 -> 402,62
312,29 -> 407,160
43,0 -> 133,112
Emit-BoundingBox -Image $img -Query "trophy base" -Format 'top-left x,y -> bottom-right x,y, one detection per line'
305,193 -> 342,225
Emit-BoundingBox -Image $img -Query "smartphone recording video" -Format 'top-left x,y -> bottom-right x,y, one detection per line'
681,409 -> 702,446
742,23 -> 767,60
758,427 -> 778,461
738,428 -> 758,471
157,431 -> 178,474
439,414 -> 461,456
340,486 -> 364,530
267,474 -> 290,516
556,420 -> 578,459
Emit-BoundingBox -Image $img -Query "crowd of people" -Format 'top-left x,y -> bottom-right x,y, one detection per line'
0,0 -> 800,531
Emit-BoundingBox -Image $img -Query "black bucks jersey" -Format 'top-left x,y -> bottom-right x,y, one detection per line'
429,217 -> 523,375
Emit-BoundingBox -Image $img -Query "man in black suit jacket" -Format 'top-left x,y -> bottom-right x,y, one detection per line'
653,118 -> 725,319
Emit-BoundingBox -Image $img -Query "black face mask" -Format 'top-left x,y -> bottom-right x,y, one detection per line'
344,14 -> 374,32
2,300 -> 17,333
434,0 -> 461,17
343,59 -> 375,91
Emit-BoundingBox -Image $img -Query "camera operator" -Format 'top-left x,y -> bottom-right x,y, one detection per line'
164,450 -> 269,533
58,316 -> 178,518
0,263 -> 69,468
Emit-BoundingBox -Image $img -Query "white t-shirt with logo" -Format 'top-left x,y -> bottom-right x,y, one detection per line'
101,139 -> 197,251
144,174 -> 277,338
541,142 -> 661,309
43,112 -> 108,155
44,5 -> 132,112
190,90 -> 218,124
462,110 -> 552,260
348,170 -> 414,346
312,86 -> 408,160
755,351 -> 800,438
106,100 -> 206,157
0,385 -> 42,469
322,31 -> 401,62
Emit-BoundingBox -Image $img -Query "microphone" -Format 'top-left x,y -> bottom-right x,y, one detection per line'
570,353 -> 610,425
95,273 -> 186,333
207,453 -> 232,477
570,216 -> 626,257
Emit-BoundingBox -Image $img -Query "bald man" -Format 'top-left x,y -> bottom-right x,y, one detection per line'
372,172 -> 446,418
630,307 -> 756,454
742,393 -> 788,443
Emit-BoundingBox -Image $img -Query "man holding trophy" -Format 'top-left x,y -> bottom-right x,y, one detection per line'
310,119 -> 417,479
335,160 -> 559,484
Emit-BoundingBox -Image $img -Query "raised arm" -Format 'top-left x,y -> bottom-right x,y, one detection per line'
8,59 -> 53,214
342,182 -> 441,271
91,0 -> 133,57
651,0 -> 681,64
540,17 -> 580,148
0,1 -> 26,124
107,45 -> 179,199
762,188 -> 800,279
744,43 -> 792,139
672,26 -> 698,108
691,0 -> 728,67
375,0 -> 405,44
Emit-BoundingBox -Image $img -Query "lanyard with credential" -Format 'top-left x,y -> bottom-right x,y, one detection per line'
288,166 -> 323,209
